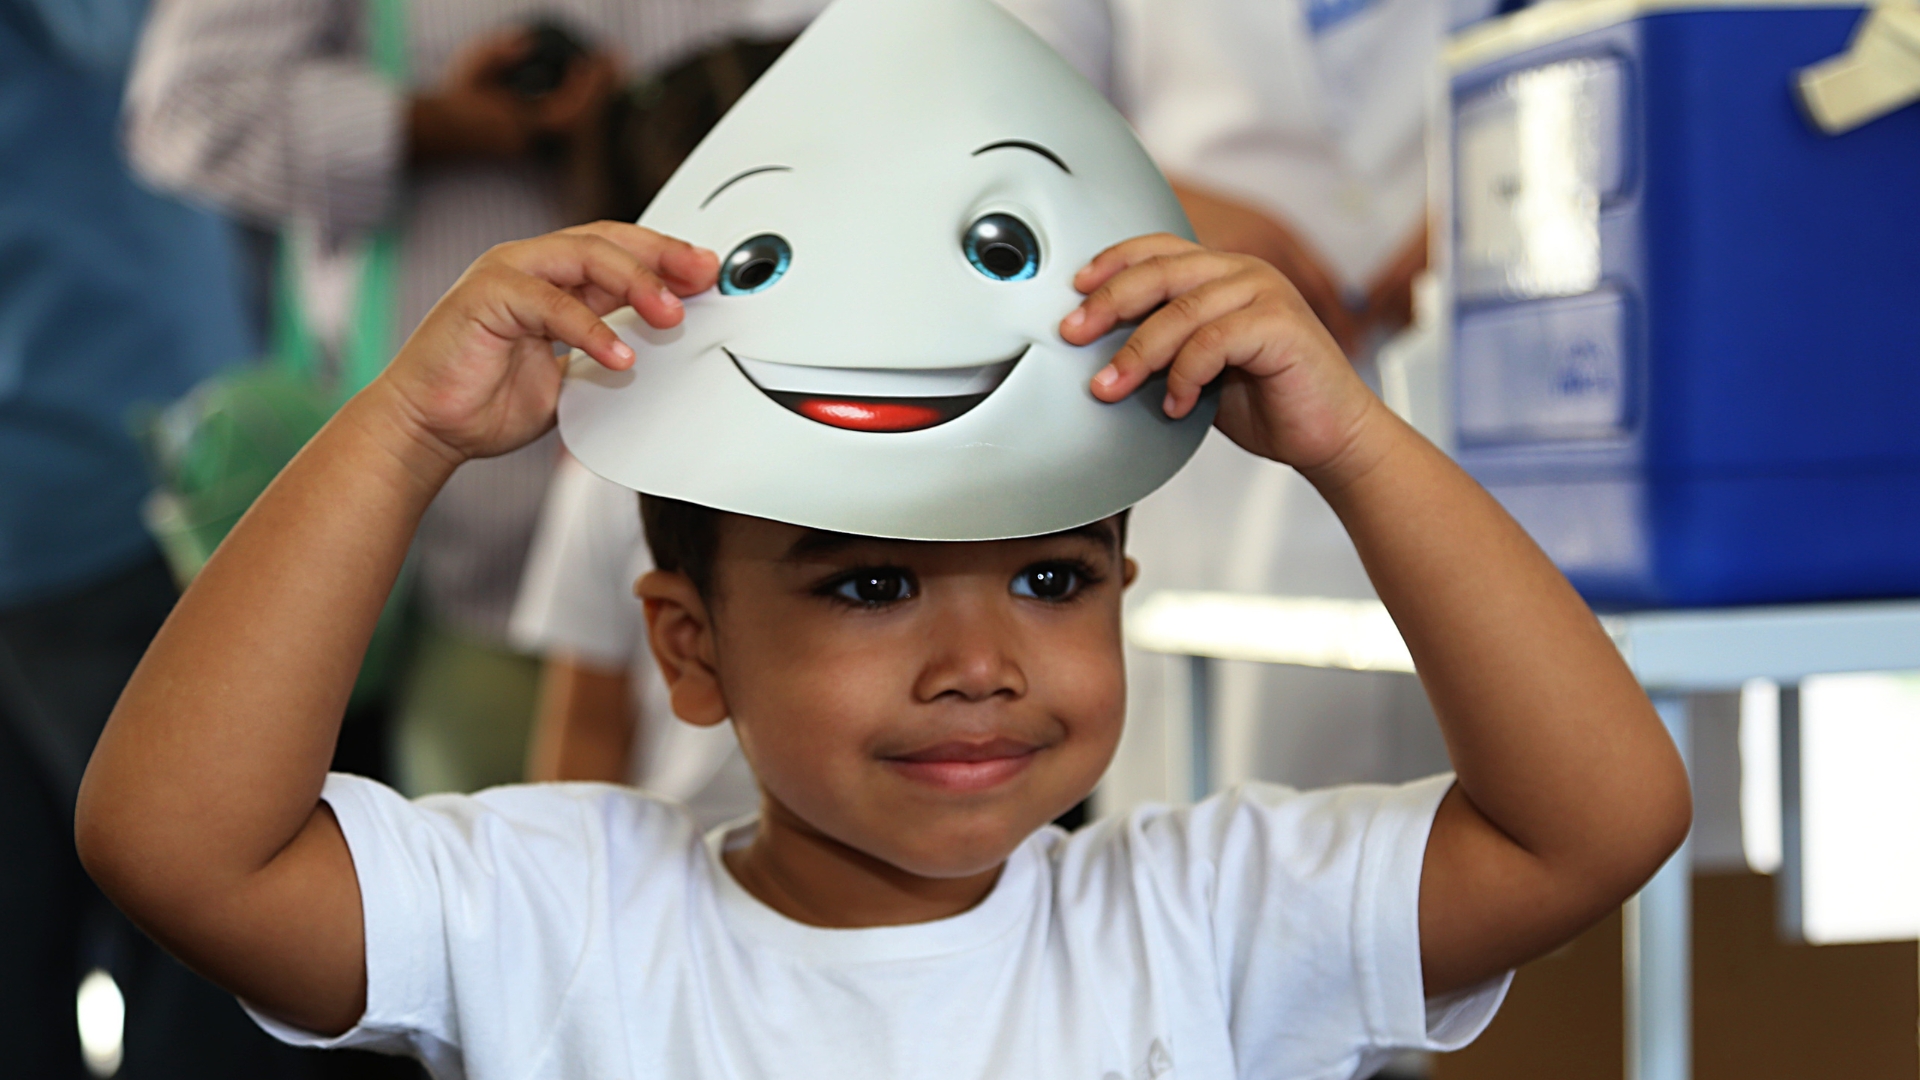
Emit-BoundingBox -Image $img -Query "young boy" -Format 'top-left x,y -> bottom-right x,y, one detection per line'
76,221 -> 1689,1079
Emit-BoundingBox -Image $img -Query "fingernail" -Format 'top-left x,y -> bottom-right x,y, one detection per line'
611,341 -> 636,364
1063,308 -> 1085,330
1163,393 -> 1179,416
658,288 -> 682,309
1092,364 -> 1119,389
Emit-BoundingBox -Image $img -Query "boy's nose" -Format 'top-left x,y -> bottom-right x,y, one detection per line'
912,601 -> 1027,703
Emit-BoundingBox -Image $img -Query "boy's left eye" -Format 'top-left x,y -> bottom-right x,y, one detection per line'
1010,563 -> 1082,601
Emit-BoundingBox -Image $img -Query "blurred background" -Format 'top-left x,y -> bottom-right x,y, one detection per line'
3,0 -> 1915,1077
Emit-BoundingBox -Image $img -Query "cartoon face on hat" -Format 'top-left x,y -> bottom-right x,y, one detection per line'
558,0 -> 1212,540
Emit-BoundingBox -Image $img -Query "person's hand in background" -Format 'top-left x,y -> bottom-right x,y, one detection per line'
1171,179 -> 1361,355
1360,220 -> 1429,337
408,28 -> 541,163
535,49 -> 620,144
542,50 -> 624,223
408,27 -> 621,169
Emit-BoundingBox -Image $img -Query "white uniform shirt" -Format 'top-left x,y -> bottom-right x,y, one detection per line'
994,0 -> 1452,809
511,457 -> 760,829
999,0 -> 1438,291
251,772 -> 1507,1080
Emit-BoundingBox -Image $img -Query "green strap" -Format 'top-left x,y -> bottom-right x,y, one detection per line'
273,0 -> 408,394
367,0 -> 408,83
343,230 -> 402,391
347,0 -> 408,391
271,233 -> 320,380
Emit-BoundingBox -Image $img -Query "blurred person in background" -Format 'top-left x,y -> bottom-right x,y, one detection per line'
124,0 -> 748,797
997,0 -> 1455,811
0,1 -> 310,1074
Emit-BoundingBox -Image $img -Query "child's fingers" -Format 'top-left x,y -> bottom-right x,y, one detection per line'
575,283 -> 627,317
1160,304 -> 1303,418
1088,271 -> 1266,402
1062,248 -> 1249,346
505,232 -> 687,329
561,221 -> 719,295
498,276 -> 635,372
1071,232 -> 1201,296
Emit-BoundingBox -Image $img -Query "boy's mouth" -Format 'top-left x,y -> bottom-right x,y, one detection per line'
883,737 -> 1040,793
726,347 -> 1025,432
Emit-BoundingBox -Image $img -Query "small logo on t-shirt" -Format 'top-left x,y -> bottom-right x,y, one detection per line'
1103,1038 -> 1173,1080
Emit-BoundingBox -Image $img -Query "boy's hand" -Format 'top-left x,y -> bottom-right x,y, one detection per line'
1059,233 -> 1386,489
377,221 -> 718,469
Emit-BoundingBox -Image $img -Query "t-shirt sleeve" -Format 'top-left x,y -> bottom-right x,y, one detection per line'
1138,775 -> 1510,1074
244,773 -> 695,1075
509,456 -> 649,670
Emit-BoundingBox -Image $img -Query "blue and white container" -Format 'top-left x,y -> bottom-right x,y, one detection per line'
1448,0 -> 1920,607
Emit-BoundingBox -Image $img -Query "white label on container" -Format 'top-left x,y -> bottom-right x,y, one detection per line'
1456,55 -> 1625,301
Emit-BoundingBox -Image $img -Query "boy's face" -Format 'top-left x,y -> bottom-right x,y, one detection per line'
648,514 -> 1131,879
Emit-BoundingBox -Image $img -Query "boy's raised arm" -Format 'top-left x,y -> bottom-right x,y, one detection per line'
74,223 -> 716,1035
1065,234 -> 1691,997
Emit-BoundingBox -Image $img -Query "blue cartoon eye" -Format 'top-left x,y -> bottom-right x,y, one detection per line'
719,234 -> 792,295
963,214 -> 1039,281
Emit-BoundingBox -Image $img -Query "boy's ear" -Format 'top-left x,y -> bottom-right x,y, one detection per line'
634,570 -> 730,728
1123,556 -> 1139,588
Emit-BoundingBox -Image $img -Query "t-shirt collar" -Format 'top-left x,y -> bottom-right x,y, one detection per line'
701,817 -> 1040,963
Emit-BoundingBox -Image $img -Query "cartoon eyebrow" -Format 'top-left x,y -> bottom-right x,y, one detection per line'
971,140 -> 1072,174
701,165 -> 794,209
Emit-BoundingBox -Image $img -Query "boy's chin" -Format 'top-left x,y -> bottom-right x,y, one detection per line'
860,803 -> 1077,880
880,837 -> 1026,880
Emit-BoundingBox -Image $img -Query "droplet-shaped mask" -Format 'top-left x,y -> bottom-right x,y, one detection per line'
558,0 -> 1209,540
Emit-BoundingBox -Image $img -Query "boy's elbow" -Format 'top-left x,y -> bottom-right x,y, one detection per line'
1654,763 -> 1694,862
73,762 -> 169,911
1617,748 -> 1694,893
73,772 -> 131,897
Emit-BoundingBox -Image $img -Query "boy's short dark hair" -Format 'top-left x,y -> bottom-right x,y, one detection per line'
638,494 -> 1130,600
640,494 -> 723,598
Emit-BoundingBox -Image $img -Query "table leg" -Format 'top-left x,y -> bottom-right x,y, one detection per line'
1775,683 -> 1803,942
1626,691 -> 1692,1080
1188,654 -> 1213,802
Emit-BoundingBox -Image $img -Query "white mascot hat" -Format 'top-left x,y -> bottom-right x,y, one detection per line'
558,0 -> 1212,540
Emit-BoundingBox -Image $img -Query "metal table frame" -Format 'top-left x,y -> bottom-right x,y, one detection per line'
1127,591 -> 1920,1080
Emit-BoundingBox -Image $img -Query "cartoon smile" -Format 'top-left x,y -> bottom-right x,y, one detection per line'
726,346 -> 1026,432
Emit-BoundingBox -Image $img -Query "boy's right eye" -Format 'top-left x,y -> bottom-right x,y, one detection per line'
829,568 -> 917,606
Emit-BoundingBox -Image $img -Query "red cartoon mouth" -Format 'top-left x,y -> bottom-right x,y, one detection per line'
727,348 -> 1025,433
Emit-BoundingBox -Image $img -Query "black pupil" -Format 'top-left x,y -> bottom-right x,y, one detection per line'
854,572 -> 903,603
733,258 -> 775,289
981,242 -> 1027,277
1026,567 -> 1070,598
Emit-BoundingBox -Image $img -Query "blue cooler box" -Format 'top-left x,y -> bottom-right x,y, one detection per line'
1448,1 -> 1920,607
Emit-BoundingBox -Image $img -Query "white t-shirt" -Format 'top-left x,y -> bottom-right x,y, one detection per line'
511,456 -> 760,829
251,772 -> 1508,1080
